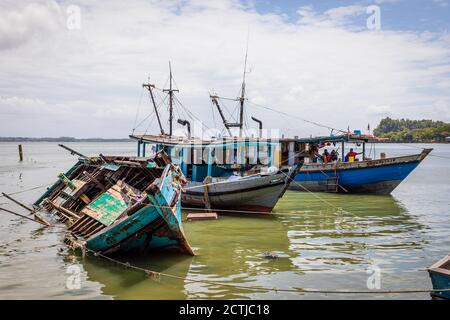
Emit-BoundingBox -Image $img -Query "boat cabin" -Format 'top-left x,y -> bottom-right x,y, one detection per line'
279,133 -> 382,166
130,134 -> 282,182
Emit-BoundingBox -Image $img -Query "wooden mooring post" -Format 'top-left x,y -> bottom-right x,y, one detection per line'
18,144 -> 23,161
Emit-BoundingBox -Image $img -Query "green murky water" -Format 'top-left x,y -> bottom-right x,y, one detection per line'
0,142 -> 449,299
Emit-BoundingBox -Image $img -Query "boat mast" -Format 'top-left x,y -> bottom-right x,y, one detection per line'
143,78 -> 165,135
239,41 -> 248,138
163,62 -> 179,136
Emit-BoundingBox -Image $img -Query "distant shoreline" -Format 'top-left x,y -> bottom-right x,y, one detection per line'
0,137 -> 132,142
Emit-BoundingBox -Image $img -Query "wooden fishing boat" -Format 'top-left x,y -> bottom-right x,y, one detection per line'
131,134 -> 297,214
130,62 -> 297,214
34,150 -> 194,255
428,255 -> 450,299
280,134 -> 432,194
182,169 -> 294,213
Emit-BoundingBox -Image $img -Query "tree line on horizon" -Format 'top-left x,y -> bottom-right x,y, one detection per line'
373,117 -> 450,142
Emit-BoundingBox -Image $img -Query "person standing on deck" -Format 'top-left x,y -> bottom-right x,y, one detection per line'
322,149 -> 330,163
345,148 -> 362,162
330,150 -> 338,162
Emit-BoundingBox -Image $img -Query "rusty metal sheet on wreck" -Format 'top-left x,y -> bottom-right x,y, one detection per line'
82,185 -> 128,226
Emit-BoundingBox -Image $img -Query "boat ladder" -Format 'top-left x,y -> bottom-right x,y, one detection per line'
325,176 -> 339,193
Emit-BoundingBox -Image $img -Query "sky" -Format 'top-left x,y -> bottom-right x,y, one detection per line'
0,0 -> 449,138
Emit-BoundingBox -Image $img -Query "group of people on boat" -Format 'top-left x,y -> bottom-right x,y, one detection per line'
309,144 -> 362,164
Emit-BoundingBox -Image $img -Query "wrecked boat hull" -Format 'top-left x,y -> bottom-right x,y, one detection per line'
35,152 -> 194,256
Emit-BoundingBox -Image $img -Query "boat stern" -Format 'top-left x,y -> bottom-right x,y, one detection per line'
428,255 -> 450,300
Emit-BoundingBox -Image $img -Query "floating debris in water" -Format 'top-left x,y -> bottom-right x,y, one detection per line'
262,251 -> 279,259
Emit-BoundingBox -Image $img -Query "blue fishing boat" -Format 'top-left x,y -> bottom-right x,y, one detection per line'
280,134 -> 432,194
428,255 -> 450,299
34,150 -> 194,255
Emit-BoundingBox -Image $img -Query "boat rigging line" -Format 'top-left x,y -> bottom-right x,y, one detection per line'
246,100 -> 348,134
163,61 -> 179,136
143,77 -> 165,135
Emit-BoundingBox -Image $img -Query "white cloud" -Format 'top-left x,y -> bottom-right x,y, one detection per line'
0,0 -> 449,138
433,0 -> 448,8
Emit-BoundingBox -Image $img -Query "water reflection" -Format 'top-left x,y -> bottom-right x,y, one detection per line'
74,252 -> 194,299
182,214 -> 294,299
1,142 -> 447,299
70,193 -> 427,300
279,192 -> 426,274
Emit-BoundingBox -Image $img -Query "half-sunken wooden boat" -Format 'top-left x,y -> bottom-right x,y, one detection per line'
34,150 -> 194,255
428,255 -> 450,299
280,134 -> 432,195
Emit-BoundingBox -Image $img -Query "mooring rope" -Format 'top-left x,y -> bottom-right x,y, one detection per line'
82,247 -> 450,295
277,170 -> 354,216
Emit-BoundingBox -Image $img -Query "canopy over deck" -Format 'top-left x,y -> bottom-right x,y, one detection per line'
280,133 -> 384,144
129,134 -> 280,147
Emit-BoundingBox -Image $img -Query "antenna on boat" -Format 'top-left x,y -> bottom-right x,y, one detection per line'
239,30 -> 250,137
163,61 -> 179,136
208,32 -> 250,138
143,77 -> 165,135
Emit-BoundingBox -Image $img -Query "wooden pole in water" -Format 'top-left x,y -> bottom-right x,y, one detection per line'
18,144 -> 23,161
1,192 -> 34,212
1,193 -> 52,226
0,207 -> 49,227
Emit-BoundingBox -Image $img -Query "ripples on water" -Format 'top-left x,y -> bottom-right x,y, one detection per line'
0,142 -> 449,299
